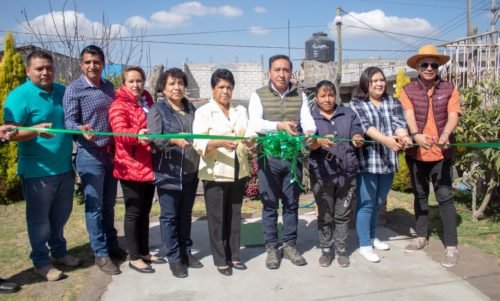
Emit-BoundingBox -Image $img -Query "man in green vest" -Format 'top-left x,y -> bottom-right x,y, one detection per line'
249,54 -> 316,269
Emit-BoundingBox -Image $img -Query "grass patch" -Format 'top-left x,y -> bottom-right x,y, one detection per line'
387,190 -> 500,262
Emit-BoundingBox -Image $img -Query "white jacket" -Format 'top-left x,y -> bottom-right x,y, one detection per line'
193,99 -> 253,182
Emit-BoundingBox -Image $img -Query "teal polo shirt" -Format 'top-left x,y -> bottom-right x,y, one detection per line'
4,80 -> 73,179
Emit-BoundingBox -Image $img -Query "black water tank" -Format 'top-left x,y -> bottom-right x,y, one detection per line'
305,32 -> 335,62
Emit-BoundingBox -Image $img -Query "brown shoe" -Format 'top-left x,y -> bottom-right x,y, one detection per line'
404,237 -> 428,253
95,256 -> 121,275
53,254 -> 82,267
34,265 -> 63,281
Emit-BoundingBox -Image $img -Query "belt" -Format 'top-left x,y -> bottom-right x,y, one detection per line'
95,144 -> 115,154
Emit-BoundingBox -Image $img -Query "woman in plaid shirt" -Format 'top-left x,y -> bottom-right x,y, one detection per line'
349,67 -> 412,263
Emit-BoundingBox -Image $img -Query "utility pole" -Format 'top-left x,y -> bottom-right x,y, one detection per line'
467,0 -> 472,36
492,0 -> 498,32
335,7 -> 342,106
491,0 -> 498,43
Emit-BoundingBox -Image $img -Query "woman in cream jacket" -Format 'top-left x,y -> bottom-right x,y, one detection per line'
193,68 -> 253,276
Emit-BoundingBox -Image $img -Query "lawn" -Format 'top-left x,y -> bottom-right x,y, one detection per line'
0,189 -> 497,300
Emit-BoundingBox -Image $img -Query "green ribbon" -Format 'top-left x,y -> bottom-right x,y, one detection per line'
14,126 -> 499,187
16,127 -> 248,141
257,131 -> 307,187
16,126 -> 500,149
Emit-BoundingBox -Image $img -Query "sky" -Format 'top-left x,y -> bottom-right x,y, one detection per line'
0,0 -> 495,72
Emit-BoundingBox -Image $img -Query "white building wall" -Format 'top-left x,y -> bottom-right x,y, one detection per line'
184,63 -> 265,100
342,59 -> 408,83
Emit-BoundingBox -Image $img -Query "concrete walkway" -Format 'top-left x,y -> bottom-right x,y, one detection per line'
102,214 -> 488,301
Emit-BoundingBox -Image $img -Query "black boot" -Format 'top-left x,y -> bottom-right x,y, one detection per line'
169,262 -> 188,278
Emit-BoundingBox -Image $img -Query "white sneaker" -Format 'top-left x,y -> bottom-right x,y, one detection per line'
373,238 -> 390,251
359,246 -> 380,263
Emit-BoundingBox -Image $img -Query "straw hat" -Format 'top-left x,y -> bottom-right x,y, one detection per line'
407,44 -> 450,69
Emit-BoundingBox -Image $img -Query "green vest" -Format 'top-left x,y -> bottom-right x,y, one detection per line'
256,84 -> 302,123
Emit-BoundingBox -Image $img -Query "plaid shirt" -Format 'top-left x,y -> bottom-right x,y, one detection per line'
63,75 -> 115,148
349,96 -> 407,174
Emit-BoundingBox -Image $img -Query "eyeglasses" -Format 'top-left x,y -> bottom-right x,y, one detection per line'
419,62 -> 439,70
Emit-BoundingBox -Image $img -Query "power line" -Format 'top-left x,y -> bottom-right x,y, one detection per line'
2,39 -> 413,53
343,25 -> 448,42
351,0 -> 465,10
0,23 -> 328,40
387,0 -> 490,60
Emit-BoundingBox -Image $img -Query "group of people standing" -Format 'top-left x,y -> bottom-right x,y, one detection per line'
0,43 -> 461,292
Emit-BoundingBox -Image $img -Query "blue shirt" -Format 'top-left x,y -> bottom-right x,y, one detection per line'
349,96 -> 407,174
3,80 -> 73,178
63,75 -> 115,148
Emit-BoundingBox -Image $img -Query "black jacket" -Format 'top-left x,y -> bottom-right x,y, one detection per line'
147,98 -> 198,190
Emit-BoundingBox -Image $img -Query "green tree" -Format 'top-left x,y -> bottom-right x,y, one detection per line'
392,69 -> 412,192
455,80 -> 499,221
0,32 -> 26,203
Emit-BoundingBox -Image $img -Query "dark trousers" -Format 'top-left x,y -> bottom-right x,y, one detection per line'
203,179 -> 246,266
258,156 -> 302,245
120,180 -> 155,261
312,176 -> 355,254
406,156 -> 458,247
157,178 -> 199,263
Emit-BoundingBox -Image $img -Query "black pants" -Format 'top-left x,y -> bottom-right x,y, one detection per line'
203,179 -> 247,266
157,178 -> 199,263
120,180 -> 155,260
312,176 -> 355,254
406,156 -> 458,247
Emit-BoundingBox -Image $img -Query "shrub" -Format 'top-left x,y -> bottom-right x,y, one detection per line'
392,152 -> 412,192
0,33 -> 26,204
454,80 -> 499,221
244,147 -> 259,200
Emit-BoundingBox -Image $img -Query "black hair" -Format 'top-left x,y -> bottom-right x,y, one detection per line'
80,45 -> 105,65
27,50 -> 53,67
210,68 -> 235,88
269,54 -> 293,70
315,80 -> 337,95
354,66 -> 387,101
158,68 -> 188,91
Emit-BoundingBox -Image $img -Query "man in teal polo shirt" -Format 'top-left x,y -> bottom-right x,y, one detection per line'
3,50 -> 81,281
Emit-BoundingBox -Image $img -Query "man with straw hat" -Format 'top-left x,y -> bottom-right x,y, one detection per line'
400,44 -> 461,268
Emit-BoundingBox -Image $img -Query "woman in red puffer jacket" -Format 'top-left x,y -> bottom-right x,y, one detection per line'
109,66 -> 167,274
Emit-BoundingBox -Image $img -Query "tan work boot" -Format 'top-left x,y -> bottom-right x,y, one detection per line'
34,264 -> 63,281
404,237 -> 428,253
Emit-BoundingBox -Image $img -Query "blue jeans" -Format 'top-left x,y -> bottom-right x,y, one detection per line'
356,172 -> 394,247
258,156 -> 302,245
75,147 -> 118,258
157,178 -> 199,263
22,171 -> 75,268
